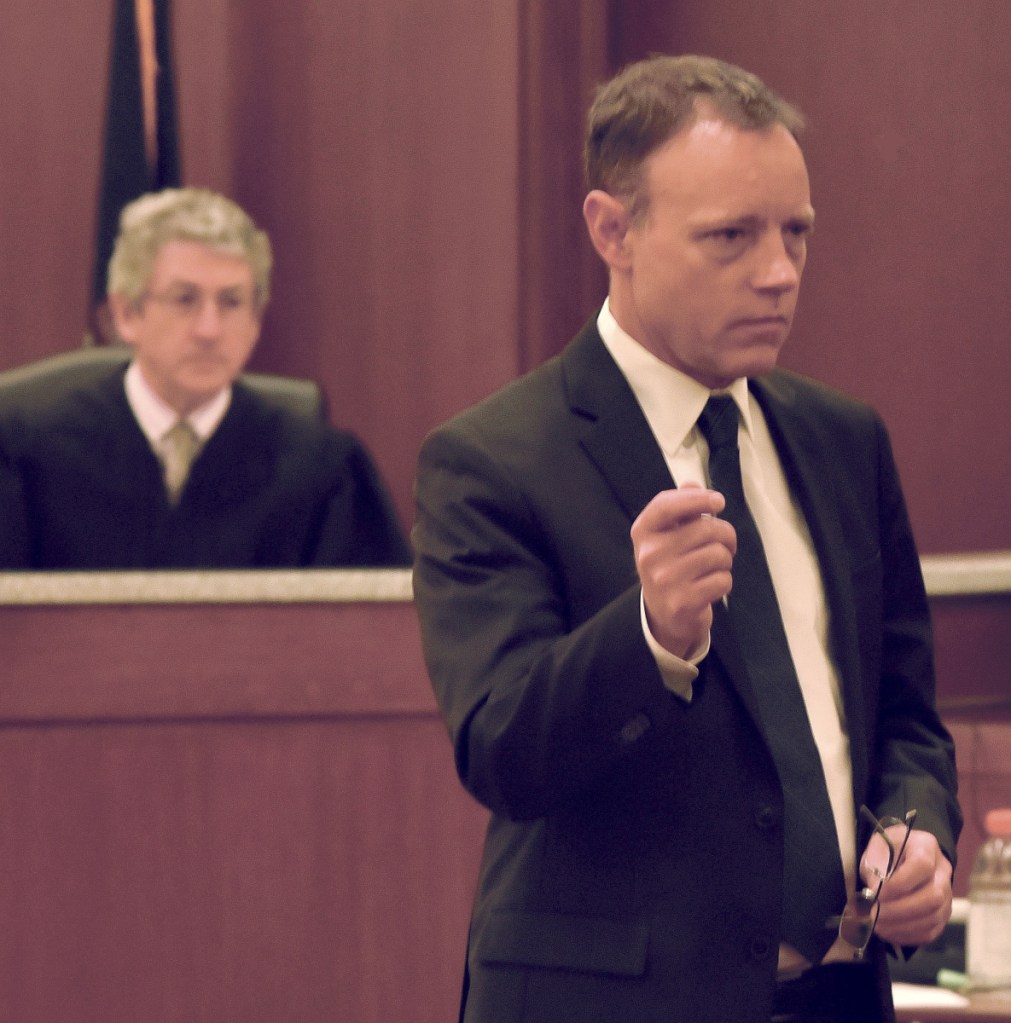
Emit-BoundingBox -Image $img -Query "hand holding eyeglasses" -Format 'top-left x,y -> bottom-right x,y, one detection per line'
837,806 -> 954,958
862,820 -> 953,950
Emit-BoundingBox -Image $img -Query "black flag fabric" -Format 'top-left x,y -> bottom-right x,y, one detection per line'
89,0 -> 181,343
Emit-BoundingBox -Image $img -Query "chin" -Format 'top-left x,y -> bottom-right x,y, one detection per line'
744,357 -> 782,380
736,342 -> 786,380
183,368 -> 230,392
174,376 -> 227,410
700,358 -> 776,387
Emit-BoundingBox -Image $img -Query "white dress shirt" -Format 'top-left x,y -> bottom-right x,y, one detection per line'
124,360 -> 231,454
597,301 -> 857,970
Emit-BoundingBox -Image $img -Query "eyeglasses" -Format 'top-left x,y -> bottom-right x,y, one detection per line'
836,806 -> 917,959
142,287 -> 257,321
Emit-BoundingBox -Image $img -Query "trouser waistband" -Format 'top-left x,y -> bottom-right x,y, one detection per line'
771,962 -> 883,1023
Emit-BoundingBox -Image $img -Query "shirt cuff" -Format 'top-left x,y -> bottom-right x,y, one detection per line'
640,590 -> 707,702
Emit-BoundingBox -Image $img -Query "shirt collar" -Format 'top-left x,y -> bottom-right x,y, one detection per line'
124,360 -> 231,445
596,299 -> 753,453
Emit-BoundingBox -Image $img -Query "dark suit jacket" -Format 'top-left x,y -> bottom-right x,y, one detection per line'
412,319 -> 961,1023
0,366 -> 410,568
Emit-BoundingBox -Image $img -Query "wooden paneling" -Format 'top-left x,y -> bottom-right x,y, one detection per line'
7,1 -> 1005,545
516,0 -> 610,370
1,591 -> 1004,1017
224,1 -> 525,526
0,600 -> 488,1023
0,2 -> 110,359
933,597 -> 1011,720
608,0 -> 1011,556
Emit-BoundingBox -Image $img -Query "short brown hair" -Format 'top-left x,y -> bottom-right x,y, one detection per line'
584,54 -> 805,218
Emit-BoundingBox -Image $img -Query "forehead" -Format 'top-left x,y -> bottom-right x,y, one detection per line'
149,239 -> 255,290
644,117 -> 812,219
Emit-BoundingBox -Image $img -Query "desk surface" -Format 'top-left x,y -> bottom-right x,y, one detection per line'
896,988 -> 1011,1022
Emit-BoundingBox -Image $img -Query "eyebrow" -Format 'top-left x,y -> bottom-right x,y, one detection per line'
690,208 -> 816,231
162,280 -> 251,293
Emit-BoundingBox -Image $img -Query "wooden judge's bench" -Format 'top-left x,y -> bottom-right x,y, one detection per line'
1,556 -> 1010,1023
0,570 -> 486,1023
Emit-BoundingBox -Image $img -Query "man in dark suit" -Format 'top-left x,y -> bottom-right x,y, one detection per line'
0,188 -> 409,568
412,56 -> 960,1022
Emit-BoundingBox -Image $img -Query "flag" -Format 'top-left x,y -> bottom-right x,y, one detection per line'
88,0 -> 181,344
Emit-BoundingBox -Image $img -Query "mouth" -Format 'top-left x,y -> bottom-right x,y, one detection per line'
729,315 -> 791,341
182,353 -> 229,369
731,315 -> 789,328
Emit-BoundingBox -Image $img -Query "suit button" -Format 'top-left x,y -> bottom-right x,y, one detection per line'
750,936 -> 772,961
754,805 -> 778,831
618,713 -> 651,745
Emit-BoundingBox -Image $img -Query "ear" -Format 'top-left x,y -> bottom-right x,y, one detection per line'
582,190 -> 633,271
107,293 -> 141,347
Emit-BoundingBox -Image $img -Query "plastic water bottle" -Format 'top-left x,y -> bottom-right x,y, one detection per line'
967,808 -> 1011,988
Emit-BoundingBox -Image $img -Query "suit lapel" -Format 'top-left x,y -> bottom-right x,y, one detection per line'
561,321 -> 675,522
559,330 -> 866,777
559,323 -> 769,727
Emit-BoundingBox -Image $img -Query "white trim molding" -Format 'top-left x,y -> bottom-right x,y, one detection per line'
919,550 -> 1011,597
0,552 -> 1009,606
0,568 -> 414,605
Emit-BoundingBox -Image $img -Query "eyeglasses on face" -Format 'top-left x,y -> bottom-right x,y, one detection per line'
142,287 -> 257,320
835,806 -> 917,959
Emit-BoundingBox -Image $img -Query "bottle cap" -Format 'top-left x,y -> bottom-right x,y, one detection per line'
983,808 -> 1011,837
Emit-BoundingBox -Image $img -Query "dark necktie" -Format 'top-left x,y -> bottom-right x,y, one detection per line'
697,393 -> 845,963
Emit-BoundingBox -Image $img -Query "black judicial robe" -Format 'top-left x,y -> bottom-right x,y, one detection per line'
0,367 -> 410,568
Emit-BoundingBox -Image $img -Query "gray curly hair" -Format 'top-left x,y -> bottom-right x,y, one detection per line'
107,187 -> 273,308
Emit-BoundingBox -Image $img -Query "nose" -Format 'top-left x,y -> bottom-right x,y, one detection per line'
192,295 -> 225,337
753,231 -> 802,295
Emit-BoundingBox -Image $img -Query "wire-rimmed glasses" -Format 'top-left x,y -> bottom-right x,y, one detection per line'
142,287 -> 257,321
836,806 -> 917,959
